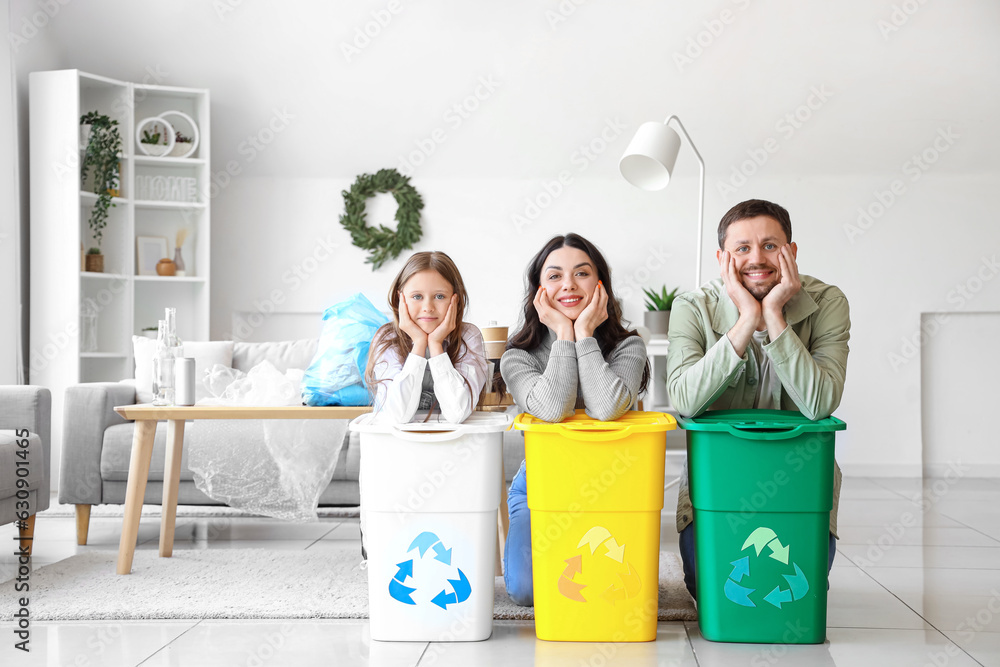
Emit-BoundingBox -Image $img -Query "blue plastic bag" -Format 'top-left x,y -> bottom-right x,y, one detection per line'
302,293 -> 389,406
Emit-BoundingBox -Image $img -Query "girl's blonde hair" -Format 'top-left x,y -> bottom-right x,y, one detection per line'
365,251 -> 480,411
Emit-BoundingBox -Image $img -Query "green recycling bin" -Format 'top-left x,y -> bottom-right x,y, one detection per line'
678,409 -> 846,644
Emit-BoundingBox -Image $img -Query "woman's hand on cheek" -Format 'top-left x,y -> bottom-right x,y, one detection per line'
534,287 -> 575,341
574,281 -> 609,340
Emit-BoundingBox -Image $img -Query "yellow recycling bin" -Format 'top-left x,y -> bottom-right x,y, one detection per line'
514,410 -> 676,642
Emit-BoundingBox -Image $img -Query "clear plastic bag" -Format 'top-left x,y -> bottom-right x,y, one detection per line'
189,360 -> 347,522
302,292 -> 388,406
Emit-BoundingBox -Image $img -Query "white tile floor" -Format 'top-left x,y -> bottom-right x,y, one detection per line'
0,476 -> 997,666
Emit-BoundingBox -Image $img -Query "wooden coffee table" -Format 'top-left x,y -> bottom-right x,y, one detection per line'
112,404 -> 370,575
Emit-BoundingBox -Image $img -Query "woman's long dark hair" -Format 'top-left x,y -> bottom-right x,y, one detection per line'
507,233 -> 649,396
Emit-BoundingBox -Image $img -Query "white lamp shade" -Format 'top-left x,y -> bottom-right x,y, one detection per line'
619,121 -> 682,191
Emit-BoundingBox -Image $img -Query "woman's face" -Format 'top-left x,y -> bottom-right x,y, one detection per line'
540,246 -> 599,322
400,269 -> 454,334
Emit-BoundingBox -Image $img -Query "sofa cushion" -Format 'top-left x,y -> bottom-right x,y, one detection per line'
133,337 -> 235,404
233,339 -> 318,374
0,430 -> 45,500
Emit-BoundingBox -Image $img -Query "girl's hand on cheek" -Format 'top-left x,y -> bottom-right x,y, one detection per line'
397,291 -> 428,348
429,294 -> 458,346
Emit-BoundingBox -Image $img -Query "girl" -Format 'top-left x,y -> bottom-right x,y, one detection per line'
500,233 -> 650,606
365,251 -> 488,424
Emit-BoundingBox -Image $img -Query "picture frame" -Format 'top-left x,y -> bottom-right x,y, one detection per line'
136,236 -> 169,276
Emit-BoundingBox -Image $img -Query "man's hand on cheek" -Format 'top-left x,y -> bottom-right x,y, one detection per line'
762,245 -> 801,313
719,250 -> 761,322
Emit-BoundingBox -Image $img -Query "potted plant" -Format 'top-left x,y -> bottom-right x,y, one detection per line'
140,326 -> 159,339
137,117 -> 175,157
642,286 -> 679,338
80,111 -> 122,272
85,247 -> 104,273
169,130 -> 194,157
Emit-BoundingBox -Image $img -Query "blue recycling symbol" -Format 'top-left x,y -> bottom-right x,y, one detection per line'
388,531 -> 472,610
724,527 -> 810,609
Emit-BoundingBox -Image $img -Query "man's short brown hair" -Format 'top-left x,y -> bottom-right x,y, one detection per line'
718,199 -> 792,249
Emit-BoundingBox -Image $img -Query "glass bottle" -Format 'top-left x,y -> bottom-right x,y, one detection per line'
80,298 -> 98,353
151,320 -> 174,405
164,307 -> 183,353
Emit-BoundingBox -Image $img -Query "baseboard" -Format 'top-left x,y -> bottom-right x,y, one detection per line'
838,463 -> 923,477
923,462 -> 1000,478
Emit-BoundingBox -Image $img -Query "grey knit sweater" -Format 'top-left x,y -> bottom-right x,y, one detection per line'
499,329 -> 647,422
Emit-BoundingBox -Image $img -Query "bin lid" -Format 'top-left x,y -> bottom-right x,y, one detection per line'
513,409 -> 676,435
349,410 -> 513,434
677,409 -> 846,437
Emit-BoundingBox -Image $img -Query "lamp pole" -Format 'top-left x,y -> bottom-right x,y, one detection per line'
661,116 -> 705,290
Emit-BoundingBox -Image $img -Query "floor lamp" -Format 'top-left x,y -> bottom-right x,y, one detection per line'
619,116 -> 705,290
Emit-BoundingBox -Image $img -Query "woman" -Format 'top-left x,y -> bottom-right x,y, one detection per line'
500,233 -> 650,606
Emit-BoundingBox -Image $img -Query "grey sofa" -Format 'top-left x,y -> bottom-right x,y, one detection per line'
60,340 -> 525,545
1,385 -> 51,555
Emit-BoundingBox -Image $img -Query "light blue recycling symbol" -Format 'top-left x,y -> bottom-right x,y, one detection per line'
724,527 -> 810,609
388,531 -> 472,610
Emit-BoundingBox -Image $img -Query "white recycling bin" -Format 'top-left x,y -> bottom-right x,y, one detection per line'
350,411 -> 512,642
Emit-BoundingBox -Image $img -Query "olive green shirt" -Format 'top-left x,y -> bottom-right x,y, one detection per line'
666,275 -> 850,537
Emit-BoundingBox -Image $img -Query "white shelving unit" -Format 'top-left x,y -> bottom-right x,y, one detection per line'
29,69 -> 210,468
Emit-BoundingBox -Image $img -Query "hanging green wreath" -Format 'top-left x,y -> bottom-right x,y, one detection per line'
340,168 -> 424,270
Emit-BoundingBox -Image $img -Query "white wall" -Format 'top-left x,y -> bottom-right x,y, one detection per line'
11,0 -> 1000,477
1,6 -> 20,384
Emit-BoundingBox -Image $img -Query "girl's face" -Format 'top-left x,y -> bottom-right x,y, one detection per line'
540,246 -> 599,322
400,269 -> 455,334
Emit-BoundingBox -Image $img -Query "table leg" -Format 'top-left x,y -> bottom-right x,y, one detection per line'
160,419 -> 186,558
117,419 -> 156,575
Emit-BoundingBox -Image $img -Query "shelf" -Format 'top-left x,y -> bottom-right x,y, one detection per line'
80,271 -> 130,280
134,199 -> 205,210
80,191 -> 128,203
81,352 -> 128,359
134,275 -> 206,283
135,155 -> 206,166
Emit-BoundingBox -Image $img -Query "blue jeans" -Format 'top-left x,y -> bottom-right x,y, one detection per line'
679,523 -> 837,600
503,461 -> 534,606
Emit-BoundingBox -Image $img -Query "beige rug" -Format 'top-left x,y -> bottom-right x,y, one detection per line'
0,549 -> 696,622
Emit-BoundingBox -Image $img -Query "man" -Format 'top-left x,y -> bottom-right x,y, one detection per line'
665,199 -> 850,600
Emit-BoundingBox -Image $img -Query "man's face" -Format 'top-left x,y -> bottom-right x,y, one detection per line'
718,215 -> 797,301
